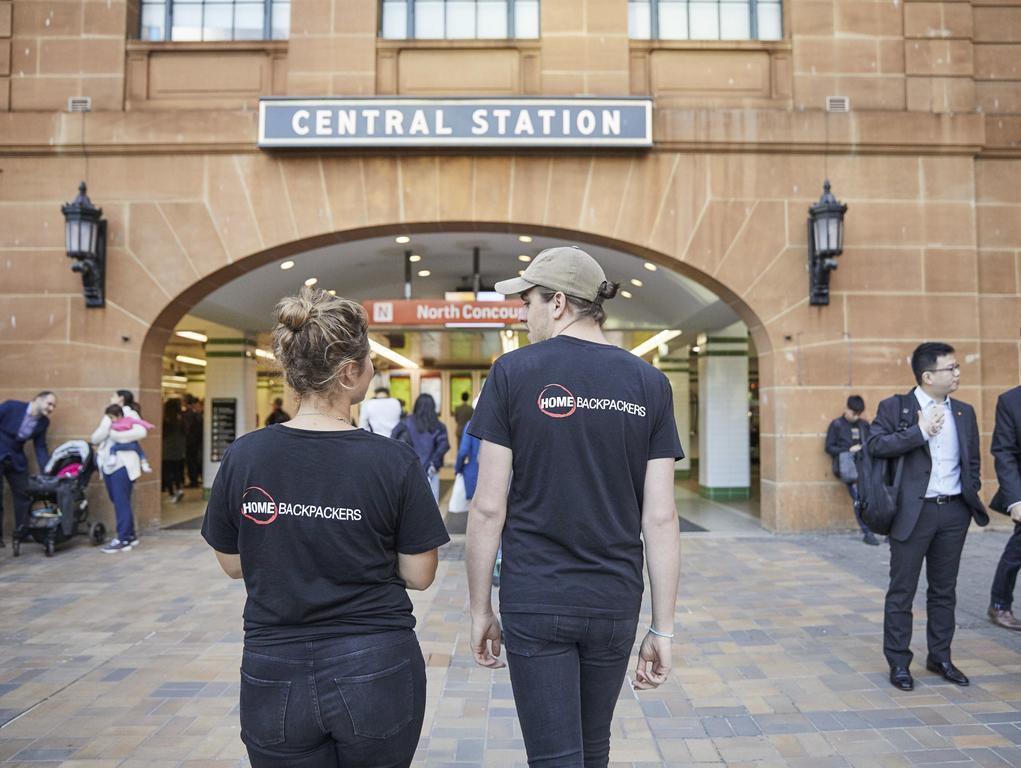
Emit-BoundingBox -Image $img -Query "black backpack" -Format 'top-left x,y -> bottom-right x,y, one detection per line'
853,395 -> 911,535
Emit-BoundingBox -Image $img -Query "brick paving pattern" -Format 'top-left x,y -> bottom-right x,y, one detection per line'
1,525 -> 1020,767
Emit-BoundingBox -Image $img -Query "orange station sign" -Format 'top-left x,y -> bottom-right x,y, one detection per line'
363,299 -> 523,327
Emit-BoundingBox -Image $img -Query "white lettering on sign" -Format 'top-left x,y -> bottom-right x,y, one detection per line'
292,109 -> 310,136
315,109 -> 331,135
373,303 -> 393,323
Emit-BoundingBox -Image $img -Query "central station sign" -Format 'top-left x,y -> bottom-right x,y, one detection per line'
363,299 -> 522,327
258,98 -> 652,148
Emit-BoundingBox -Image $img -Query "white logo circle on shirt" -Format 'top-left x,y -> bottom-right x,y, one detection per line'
537,383 -> 577,419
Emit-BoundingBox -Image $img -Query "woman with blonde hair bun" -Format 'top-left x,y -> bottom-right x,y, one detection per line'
202,287 -> 449,768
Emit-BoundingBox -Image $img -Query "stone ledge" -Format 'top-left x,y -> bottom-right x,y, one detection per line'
0,107 -> 988,156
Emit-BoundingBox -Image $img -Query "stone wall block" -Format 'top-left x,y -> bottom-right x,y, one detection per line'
321,157 -> 370,231
508,156 -> 552,226
280,157 -> 335,239
977,251 -> 1018,295
435,155 -> 474,222
0,295 -> 68,342
905,39 -> 973,76
923,248 -> 978,292
713,201 -> 788,298
205,156 -> 265,261
834,247 -> 924,293
543,156 -> 590,229
360,156 -> 402,226
680,199 -> 751,278
847,294 -> 978,339
473,156 -> 514,224
398,156 -> 440,224
158,202 -> 232,278
234,154 -> 299,248
126,202 -> 202,298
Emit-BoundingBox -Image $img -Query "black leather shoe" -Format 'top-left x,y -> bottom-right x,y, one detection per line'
926,659 -> 969,686
889,666 -> 914,691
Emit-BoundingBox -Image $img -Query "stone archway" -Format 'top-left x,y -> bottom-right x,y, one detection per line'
70,152 -> 835,532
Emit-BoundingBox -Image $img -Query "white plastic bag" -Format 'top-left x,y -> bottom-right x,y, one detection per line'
448,473 -> 469,513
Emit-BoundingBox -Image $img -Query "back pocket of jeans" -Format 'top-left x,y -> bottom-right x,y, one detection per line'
335,658 -> 414,739
239,670 -> 291,748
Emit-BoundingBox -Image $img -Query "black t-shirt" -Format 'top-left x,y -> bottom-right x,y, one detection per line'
201,424 -> 449,645
468,335 -> 684,620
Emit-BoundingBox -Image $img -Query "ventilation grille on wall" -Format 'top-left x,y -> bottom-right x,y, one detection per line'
826,96 -> 850,113
67,97 -> 92,113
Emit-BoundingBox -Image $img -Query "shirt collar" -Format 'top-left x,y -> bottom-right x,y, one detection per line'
914,387 -> 949,410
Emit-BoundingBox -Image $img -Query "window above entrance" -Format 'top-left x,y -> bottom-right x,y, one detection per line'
140,0 -> 290,41
628,0 -> 782,41
381,0 -> 539,40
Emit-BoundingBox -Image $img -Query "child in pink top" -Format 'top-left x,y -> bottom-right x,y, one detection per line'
104,404 -> 154,472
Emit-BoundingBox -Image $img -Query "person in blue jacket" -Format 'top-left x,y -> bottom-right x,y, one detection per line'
392,394 -> 449,502
0,392 -> 56,546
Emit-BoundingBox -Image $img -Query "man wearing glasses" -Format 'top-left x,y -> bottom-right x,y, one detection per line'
868,342 -> 988,691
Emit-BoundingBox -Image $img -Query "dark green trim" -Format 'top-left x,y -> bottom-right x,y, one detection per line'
706,336 -> 748,344
702,350 -> 751,357
659,366 -> 691,373
203,486 -> 211,500
207,337 -> 257,346
699,485 -> 751,500
207,351 -> 248,358
674,468 -> 692,480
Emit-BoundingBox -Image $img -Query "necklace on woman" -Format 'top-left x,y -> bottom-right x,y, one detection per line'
298,409 -> 352,427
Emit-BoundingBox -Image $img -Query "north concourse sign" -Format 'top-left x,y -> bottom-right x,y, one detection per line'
258,98 -> 652,149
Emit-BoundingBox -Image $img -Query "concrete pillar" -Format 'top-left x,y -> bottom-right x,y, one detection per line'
697,323 -> 750,500
658,348 -> 692,478
203,334 -> 258,493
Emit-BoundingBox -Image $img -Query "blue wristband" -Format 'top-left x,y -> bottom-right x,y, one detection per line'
647,625 -> 675,639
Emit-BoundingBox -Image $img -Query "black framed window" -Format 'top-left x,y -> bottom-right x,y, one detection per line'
628,0 -> 782,40
381,0 -> 539,40
140,0 -> 290,40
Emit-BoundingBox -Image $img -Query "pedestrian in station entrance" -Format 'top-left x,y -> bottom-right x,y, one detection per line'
825,395 -> 878,545
466,246 -> 683,768
202,287 -> 448,768
0,391 -> 56,547
360,386 -> 402,437
92,390 -> 148,553
392,394 -> 449,502
453,391 -> 474,448
263,397 -> 291,426
161,398 -> 187,503
183,395 -> 203,488
988,384 -> 1021,631
868,342 -> 988,692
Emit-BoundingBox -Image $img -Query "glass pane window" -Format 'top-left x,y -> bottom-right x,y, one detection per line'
385,0 -> 539,39
630,0 -> 783,40
171,3 -> 203,40
233,2 -> 264,38
140,2 -> 167,40
271,1 -> 289,38
202,3 -> 233,40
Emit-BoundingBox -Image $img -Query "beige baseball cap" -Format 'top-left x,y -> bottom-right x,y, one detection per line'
494,246 -> 608,302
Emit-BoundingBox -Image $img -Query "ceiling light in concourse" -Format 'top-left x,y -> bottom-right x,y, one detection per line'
630,278 -> 643,287
620,290 -> 633,299
644,262 -> 658,272
409,254 -> 422,263
417,270 -> 431,277
254,349 -> 276,360
304,277 -> 318,287
395,235 -> 411,244
280,260 -> 295,270
518,255 -> 532,263
369,339 -> 419,370
630,330 -> 682,358
328,290 -> 336,295
175,354 -> 207,367
518,235 -> 532,243
175,331 -> 208,343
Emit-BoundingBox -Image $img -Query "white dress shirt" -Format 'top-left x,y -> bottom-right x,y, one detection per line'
359,396 -> 402,437
914,387 -> 961,497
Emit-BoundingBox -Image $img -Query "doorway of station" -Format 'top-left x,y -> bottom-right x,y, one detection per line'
152,229 -> 762,534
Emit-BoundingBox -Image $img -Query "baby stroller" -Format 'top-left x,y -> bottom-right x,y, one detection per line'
14,440 -> 105,557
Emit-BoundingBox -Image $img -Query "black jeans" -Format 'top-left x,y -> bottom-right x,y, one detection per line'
239,630 -> 426,768
844,482 -> 872,535
0,458 -> 30,540
161,459 -> 184,495
991,522 -> 1021,610
884,498 -> 971,668
502,613 -> 639,768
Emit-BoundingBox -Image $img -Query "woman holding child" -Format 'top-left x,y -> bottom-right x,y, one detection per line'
90,389 -> 149,553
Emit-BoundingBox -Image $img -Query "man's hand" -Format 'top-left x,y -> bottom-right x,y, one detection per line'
849,445 -> 862,454
918,407 -> 944,438
632,632 -> 672,690
470,612 -> 506,669
1010,502 -> 1021,524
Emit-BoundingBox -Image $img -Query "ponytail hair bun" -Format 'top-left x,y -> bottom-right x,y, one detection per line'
597,281 -> 620,301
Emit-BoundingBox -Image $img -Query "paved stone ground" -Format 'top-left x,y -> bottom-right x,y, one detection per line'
1,523 -> 1020,767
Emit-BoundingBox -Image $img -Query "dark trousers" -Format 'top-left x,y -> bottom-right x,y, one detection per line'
239,630 -> 426,768
0,458 -> 30,540
991,523 -> 1021,610
884,498 -> 971,668
103,467 -> 136,542
502,613 -> 638,768
185,445 -> 202,486
161,459 -> 184,494
845,482 -> 872,535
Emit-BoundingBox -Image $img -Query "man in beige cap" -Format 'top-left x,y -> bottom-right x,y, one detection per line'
465,245 -> 683,767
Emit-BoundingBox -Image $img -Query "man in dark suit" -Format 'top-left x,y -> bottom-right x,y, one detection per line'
0,392 -> 57,546
868,342 -> 988,691
825,394 -> 877,545
988,385 -> 1021,631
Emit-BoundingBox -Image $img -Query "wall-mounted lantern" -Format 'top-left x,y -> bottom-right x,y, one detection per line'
61,182 -> 106,308
808,180 -> 847,306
